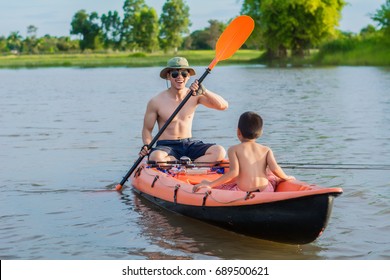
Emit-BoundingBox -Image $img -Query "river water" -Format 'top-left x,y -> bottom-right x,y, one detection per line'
0,65 -> 389,260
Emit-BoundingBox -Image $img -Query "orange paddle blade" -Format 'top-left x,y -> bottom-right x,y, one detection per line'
208,15 -> 255,70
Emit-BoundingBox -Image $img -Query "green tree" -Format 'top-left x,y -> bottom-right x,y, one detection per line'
188,30 -> 211,49
122,0 -> 146,51
187,20 -> 226,50
70,10 -> 102,50
372,0 -> 390,35
36,35 -> 59,54
241,0 -> 345,59
360,24 -> 376,38
27,25 -> 38,38
101,10 -> 122,49
0,36 -> 8,53
135,7 -> 159,52
159,0 -> 190,52
206,20 -> 226,49
7,31 -> 23,53
240,0 -> 263,49
24,25 -> 39,53
56,36 -> 79,52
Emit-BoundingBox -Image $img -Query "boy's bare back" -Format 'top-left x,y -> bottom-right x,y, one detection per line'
229,141 -> 273,192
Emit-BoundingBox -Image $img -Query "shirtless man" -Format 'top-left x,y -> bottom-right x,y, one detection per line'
193,111 -> 295,192
140,57 -> 228,162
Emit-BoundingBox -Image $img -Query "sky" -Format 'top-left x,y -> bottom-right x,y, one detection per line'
0,0 -> 386,38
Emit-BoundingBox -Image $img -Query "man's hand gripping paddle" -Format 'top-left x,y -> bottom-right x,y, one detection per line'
115,15 -> 254,191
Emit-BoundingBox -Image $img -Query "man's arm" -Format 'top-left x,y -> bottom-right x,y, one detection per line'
190,80 -> 228,110
142,99 -> 158,146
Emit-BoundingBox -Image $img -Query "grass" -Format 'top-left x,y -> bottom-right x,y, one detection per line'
0,50 -> 264,68
311,36 -> 390,66
1,40 -> 389,68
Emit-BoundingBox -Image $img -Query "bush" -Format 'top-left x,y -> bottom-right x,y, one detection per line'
128,52 -> 146,57
319,37 -> 359,54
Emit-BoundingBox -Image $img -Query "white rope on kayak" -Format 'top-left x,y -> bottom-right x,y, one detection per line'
141,167 -> 252,205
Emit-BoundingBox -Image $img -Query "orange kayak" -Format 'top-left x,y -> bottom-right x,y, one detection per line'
130,162 -> 343,244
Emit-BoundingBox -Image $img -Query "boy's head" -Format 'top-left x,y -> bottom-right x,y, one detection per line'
238,111 -> 263,139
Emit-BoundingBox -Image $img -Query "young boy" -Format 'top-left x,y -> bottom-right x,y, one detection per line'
192,111 -> 295,193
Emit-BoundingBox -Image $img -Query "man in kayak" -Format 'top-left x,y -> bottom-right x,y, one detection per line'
193,111 -> 295,192
139,57 -> 228,163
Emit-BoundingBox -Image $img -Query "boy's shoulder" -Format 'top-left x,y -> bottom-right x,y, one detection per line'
247,142 -> 272,154
254,142 -> 271,152
230,141 -> 270,151
228,143 -> 241,151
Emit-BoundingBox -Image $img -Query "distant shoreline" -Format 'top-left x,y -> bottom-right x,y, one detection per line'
1,49 -> 389,68
0,50 -> 262,69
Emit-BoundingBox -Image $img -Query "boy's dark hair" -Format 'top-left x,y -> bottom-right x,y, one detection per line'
238,111 -> 263,139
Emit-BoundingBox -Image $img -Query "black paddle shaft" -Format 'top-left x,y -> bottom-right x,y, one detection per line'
119,68 -> 211,186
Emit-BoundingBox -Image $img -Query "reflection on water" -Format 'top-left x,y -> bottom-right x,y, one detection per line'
121,191 -> 323,260
0,66 -> 390,259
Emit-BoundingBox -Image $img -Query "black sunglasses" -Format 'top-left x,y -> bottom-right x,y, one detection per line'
170,70 -> 189,78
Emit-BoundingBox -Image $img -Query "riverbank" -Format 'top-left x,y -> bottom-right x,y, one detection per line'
0,50 -> 262,68
1,47 -> 389,68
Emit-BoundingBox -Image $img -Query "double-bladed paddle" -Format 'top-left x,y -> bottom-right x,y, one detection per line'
115,15 -> 254,191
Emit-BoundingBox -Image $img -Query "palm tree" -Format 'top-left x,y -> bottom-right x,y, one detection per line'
7,31 -> 23,53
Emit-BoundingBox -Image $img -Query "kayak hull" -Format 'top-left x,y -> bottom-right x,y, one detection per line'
130,164 -> 342,244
